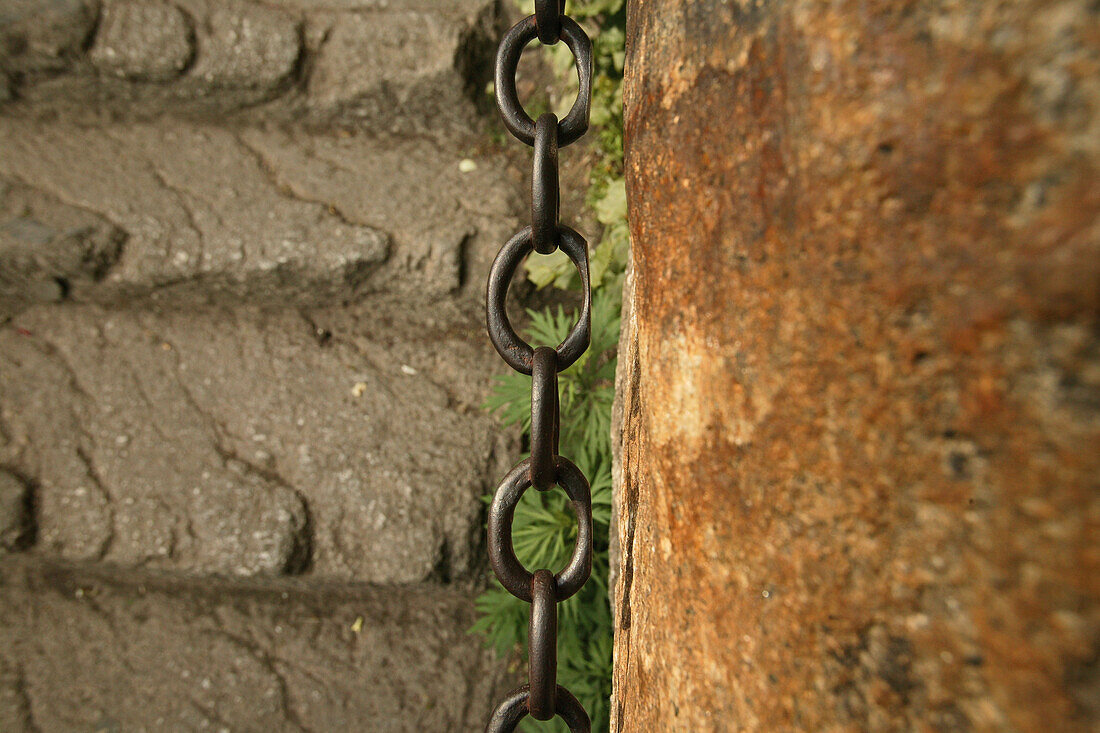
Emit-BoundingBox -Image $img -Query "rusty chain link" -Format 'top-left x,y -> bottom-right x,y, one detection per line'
484,2 -> 594,731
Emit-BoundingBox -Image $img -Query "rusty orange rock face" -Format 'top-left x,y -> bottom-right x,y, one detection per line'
613,1 -> 1099,730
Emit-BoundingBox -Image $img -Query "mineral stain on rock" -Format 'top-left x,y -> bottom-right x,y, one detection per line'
614,0 -> 1100,731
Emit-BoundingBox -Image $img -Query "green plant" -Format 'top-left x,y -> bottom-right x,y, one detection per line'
524,0 -> 628,296
472,291 -> 619,731
472,2 -> 628,731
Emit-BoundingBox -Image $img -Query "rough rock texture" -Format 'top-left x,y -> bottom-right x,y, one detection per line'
0,0 -> 520,728
187,1 -> 301,90
0,177 -> 125,314
1,0 -> 503,132
0,469 -> 31,551
0,558 -> 509,731
0,0 -> 98,74
614,0 -> 1100,731
1,303 -> 511,581
0,118 -> 519,307
90,1 -> 195,82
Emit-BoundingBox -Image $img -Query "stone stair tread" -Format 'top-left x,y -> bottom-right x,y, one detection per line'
0,1 -> 521,726
0,0 -> 503,130
0,117 -> 518,312
0,557 -> 508,732
0,301 -> 513,583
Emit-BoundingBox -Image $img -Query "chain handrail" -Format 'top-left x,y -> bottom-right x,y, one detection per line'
483,2 -> 595,730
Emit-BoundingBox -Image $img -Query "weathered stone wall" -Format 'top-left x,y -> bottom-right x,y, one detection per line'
614,0 -> 1099,731
0,1 -> 520,729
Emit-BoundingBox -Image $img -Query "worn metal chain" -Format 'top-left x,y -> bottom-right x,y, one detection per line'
484,2 -> 594,731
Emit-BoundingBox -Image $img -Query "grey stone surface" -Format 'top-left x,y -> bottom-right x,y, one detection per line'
183,0 -> 300,91
0,558 -> 510,731
0,177 -> 126,317
0,119 -> 392,307
90,0 -> 195,81
307,9 -> 454,111
0,118 -> 517,308
235,126 -> 519,299
0,301 -> 511,581
0,0 -> 520,724
0,0 -> 97,74
0,469 -> 30,551
0,307 -> 311,574
2,0 -> 503,130
0,651 -> 28,733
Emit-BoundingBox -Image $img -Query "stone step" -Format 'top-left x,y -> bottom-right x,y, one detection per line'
0,557 -> 508,732
0,117 -> 520,316
0,0 -> 503,133
0,299 -> 516,582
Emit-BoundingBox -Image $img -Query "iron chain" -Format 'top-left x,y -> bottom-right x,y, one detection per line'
484,2 -> 594,731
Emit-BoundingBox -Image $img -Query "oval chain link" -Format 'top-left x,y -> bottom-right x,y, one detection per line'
534,0 -> 566,44
532,113 -> 560,254
484,3 -> 595,730
528,569 -> 558,719
486,225 -> 591,375
530,346 -> 560,490
488,456 -> 592,604
495,14 -> 592,146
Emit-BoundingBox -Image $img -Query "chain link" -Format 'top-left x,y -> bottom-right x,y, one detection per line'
483,3 -> 595,730
534,0 -> 567,44
529,346 -> 560,490
494,14 -> 592,146
531,113 -> 560,254
487,225 -> 591,375
528,569 -> 558,719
